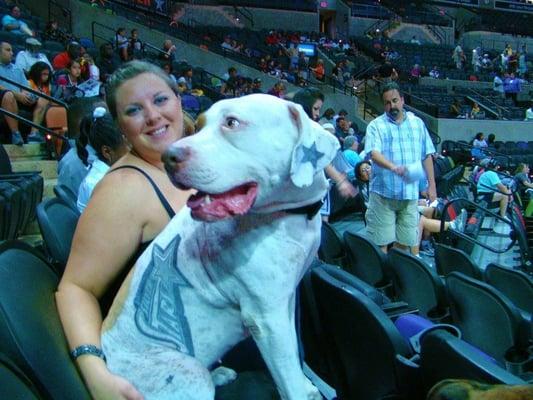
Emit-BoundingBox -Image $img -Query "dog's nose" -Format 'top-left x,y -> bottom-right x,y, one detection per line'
162,145 -> 191,172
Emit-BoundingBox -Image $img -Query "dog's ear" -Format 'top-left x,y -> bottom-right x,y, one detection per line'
289,104 -> 340,187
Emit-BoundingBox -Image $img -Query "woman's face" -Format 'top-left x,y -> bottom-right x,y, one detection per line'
115,72 -> 183,164
358,163 -> 371,182
40,68 -> 50,84
69,62 -> 81,79
311,99 -> 323,121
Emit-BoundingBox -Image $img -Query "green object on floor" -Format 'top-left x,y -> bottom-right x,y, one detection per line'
525,199 -> 533,217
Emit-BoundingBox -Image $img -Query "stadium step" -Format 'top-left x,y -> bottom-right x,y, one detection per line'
3,143 -> 47,161
11,159 -> 58,179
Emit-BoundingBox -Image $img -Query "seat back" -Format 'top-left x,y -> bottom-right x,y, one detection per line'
342,231 -> 389,287
36,197 -> 80,273
446,272 -> 530,363
53,184 -> 79,213
484,263 -> 533,316
317,221 -> 346,267
0,241 -> 90,399
420,330 -> 525,395
388,248 -> 447,319
44,106 -> 68,157
434,243 -> 482,279
310,266 -> 413,399
0,352 -> 41,400
0,181 -> 24,240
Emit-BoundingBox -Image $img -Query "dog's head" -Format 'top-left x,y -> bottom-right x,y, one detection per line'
163,94 -> 339,221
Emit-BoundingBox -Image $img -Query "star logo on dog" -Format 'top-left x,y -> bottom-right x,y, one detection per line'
300,142 -> 324,168
134,235 -> 195,356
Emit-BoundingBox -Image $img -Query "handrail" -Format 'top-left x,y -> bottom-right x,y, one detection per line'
0,75 -> 68,109
463,87 -> 510,120
233,5 -> 254,27
440,198 -> 516,254
142,41 -> 168,57
464,95 -> 500,120
48,0 -> 72,33
91,21 -> 115,47
0,108 -> 68,142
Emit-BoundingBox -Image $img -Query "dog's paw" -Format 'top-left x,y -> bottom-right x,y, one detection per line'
210,366 -> 238,387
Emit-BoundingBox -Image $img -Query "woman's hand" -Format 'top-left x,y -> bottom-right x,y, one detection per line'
84,365 -> 144,400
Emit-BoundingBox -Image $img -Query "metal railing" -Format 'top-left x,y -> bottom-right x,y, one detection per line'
233,6 -> 254,27
0,76 -> 68,110
91,21 -> 115,47
0,108 -> 68,144
441,198 -> 516,254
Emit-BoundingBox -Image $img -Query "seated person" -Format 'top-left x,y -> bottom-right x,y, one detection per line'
514,163 -> 533,198
56,59 -> 83,101
414,203 -> 467,257
77,107 -> 128,212
96,43 -> 120,83
0,41 -> 46,143
470,102 -> 484,119
355,160 -> 371,207
1,5 -> 33,37
159,39 -> 176,61
15,38 -> 52,74
471,132 -> 488,160
343,136 -> 361,180
43,20 -> 73,44
52,41 -> 81,70
335,116 -> 353,144
449,99 -> 462,118
477,159 -> 511,219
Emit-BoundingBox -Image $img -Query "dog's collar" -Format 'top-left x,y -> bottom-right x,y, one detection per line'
284,200 -> 323,220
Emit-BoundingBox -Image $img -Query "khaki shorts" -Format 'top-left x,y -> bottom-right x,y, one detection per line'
365,192 -> 419,247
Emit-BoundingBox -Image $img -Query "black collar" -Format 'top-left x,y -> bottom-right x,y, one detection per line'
284,200 -> 323,220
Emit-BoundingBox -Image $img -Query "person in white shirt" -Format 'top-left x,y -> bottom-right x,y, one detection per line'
493,73 -> 504,98
526,104 -> 533,121
15,37 -> 52,74
77,107 -> 128,212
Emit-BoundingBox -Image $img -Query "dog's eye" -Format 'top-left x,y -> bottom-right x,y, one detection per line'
225,117 -> 240,129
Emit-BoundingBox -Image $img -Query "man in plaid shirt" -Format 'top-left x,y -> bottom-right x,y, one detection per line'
365,82 -> 436,253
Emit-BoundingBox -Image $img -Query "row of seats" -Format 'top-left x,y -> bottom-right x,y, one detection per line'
319,226 -> 533,371
300,260 -> 530,399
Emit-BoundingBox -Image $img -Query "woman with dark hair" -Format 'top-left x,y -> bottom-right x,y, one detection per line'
291,87 -> 357,222
292,87 -> 324,121
471,132 -> 488,160
76,107 -> 128,212
28,61 -> 52,95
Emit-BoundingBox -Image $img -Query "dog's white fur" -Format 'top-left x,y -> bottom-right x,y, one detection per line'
101,94 -> 339,399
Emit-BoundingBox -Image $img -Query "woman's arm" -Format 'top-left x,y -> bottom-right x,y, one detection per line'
56,171 -> 150,399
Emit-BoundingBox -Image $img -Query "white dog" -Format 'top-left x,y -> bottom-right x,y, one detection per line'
101,94 -> 339,399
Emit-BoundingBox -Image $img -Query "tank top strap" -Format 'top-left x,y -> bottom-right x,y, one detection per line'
109,165 -> 175,218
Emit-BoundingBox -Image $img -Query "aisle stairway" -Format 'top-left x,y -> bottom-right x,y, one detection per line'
4,143 -> 58,242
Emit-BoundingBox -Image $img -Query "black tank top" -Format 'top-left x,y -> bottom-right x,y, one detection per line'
100,165 -> 176,315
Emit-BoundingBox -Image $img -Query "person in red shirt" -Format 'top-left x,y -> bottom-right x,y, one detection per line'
52,41 -> 81,70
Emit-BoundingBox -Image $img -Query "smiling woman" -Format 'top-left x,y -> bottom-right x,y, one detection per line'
56,61 -> 193,400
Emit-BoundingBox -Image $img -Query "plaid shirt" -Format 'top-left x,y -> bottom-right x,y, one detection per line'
365,111 -> 435,200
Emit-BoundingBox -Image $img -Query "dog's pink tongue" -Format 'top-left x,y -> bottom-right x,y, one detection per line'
188,184 -> 258,221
